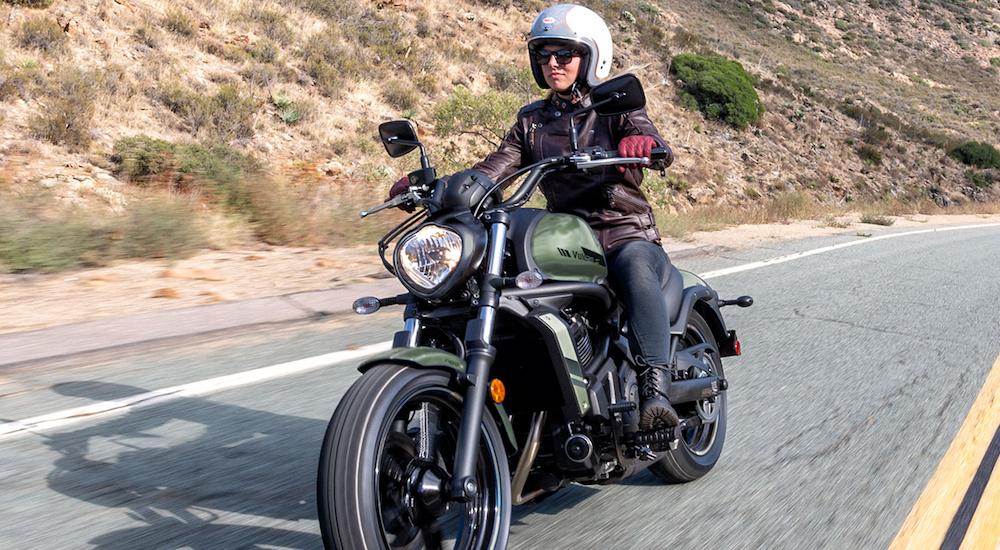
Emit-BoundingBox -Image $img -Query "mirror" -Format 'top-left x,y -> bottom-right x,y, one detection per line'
379,120 -> 420,158
590,73 -> 646,116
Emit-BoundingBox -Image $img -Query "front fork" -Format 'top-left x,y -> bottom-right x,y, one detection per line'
449,211 -> 509,500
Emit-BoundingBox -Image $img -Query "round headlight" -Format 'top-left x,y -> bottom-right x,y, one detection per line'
396,225 -> 463,292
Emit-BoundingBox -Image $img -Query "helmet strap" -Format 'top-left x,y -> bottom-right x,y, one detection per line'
569,81 -> 583,104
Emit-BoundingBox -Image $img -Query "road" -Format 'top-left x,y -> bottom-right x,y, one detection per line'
2,224 -> 999,549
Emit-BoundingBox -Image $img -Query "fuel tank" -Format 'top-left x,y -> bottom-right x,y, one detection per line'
508,209 -> 607,283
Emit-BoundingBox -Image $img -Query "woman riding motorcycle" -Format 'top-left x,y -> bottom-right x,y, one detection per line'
392,3 -> 680,431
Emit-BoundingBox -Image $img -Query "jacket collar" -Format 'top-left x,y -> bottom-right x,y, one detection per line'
550,92 -> 591,113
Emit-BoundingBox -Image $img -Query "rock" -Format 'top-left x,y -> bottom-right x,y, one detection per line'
245,254 -> 265,261
151,288 -> 180,299
687,187 -> 716,204
161,267 -> 225,281
318,161 -> 344,176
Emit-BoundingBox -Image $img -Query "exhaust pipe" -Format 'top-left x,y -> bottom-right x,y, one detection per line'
668,376 -> 727,404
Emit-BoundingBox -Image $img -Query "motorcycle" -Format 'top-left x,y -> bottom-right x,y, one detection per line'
316,74 -> 753,550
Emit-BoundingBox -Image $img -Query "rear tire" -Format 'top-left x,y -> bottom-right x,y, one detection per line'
649,310 -> 727,483
317,364 -> 511,550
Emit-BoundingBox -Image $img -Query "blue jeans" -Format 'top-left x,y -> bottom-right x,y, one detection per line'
606,240 -> 673,366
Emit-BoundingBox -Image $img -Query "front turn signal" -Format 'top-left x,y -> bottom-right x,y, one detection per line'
490,379 -> 506,403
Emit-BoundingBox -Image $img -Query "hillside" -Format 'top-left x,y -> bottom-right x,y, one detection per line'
1,0 -> 1000,270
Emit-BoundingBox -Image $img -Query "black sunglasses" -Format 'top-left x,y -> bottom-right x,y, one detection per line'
534,48 -> 580,65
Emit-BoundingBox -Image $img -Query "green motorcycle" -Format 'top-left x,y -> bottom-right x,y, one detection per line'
317,74 -> 753,550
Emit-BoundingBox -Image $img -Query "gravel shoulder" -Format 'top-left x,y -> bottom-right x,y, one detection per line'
3,213 -> 998,335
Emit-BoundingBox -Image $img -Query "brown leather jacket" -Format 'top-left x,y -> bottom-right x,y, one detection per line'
472,92 -> 673,252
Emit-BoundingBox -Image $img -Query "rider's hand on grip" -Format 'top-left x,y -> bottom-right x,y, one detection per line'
388,176 -> 415,212
616,135 -> 657,172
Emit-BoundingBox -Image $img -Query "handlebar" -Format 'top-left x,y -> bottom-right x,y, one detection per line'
361,145 -> 671,217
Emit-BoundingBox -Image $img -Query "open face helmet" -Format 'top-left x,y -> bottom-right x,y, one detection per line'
527,4 -> 613,89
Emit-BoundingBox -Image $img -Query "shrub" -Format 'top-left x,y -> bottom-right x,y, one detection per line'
303,30 -> 364,97
950,141 -> 1000,169
964,169 -> 996,188
29,67 -> 96,151
17,17 -> 66,54
210,85 -> 257,141
132,24 -> 163,49
383,80 -> 419,111
110,135 -> 258,192
433,86 -> 522,148
118,199 -> 205,259
856,145 -> 883,166
248,38 -> 281,64
862,126 -> 891,145
860,213 -> 894,226
248,8 -> 293,43
670,53 -> 762,130
155,82 -> 256,142
0,193 -> 205,272
162,8 -> 197,37
4,0 -> 56,6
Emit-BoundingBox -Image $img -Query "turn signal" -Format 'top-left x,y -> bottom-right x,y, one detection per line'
515,270 -> 543,289
734,340 -> 742,356
352,296 -> 381,315
490,379 -> 506,403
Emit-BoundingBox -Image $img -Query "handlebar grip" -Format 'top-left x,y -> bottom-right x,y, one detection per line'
651,147 -> 669,161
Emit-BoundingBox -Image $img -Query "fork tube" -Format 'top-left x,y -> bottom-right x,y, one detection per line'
450,212 -> 509,501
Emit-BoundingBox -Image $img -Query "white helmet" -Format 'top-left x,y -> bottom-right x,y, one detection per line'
527,4 -> 613,89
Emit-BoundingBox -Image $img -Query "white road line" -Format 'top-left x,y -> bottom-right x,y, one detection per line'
4,222 -> 998,440
701,223 -> 1000,279
0,341 -> 391,440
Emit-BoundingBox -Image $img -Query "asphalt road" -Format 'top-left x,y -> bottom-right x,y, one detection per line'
2,224 -> 999,550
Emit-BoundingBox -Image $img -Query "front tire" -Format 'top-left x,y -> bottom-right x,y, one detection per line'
649,310 -> 727,483
317,364 -> 511,550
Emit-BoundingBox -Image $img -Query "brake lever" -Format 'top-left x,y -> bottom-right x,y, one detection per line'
359,192 -> 414,218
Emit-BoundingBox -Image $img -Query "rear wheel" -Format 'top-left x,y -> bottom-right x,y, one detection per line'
649,310 -> 727,483
317,364 -> 511,550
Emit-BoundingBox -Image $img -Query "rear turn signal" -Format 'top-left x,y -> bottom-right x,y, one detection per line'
490,379 -> 506,403
734,340 -> 742,356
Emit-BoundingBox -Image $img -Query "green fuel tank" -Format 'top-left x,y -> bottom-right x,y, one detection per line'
508,209 -> 608,283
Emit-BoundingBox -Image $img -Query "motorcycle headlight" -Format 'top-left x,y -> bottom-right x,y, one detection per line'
396,225 -> 463,293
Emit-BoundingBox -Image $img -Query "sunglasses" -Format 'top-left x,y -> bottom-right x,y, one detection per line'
534,48 -> 580,65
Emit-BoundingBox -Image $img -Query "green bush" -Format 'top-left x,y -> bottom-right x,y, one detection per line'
669,53 -> 762,130
950,141 -> 1000,169
433,86 -> 522,148
964,169 -> 996,189
110,135 -> 258,192
17,17 -> 66,54
0,193 -> 205,272
856,145 -> 883,166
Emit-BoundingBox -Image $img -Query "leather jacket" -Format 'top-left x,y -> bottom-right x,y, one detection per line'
473,92 -> 673,252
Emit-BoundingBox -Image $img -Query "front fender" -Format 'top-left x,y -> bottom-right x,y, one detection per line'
358,346 -> 518,453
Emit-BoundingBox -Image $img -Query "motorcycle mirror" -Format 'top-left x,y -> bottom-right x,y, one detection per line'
590,73 -> 646,116
379,120 -> 420,158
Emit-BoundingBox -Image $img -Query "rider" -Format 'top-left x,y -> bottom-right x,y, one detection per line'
392,4 -> 680,431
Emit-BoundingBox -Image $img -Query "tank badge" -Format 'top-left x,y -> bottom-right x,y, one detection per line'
557,247 -> 606,267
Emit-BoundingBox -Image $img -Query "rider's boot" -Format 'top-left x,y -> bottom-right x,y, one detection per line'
638,361 -> 679,431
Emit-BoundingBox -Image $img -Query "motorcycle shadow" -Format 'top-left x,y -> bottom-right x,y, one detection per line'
44,381 -> 326,550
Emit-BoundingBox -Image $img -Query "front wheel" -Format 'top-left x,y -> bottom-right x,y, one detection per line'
317,364 -> 511,550
649,310 -> 727,483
